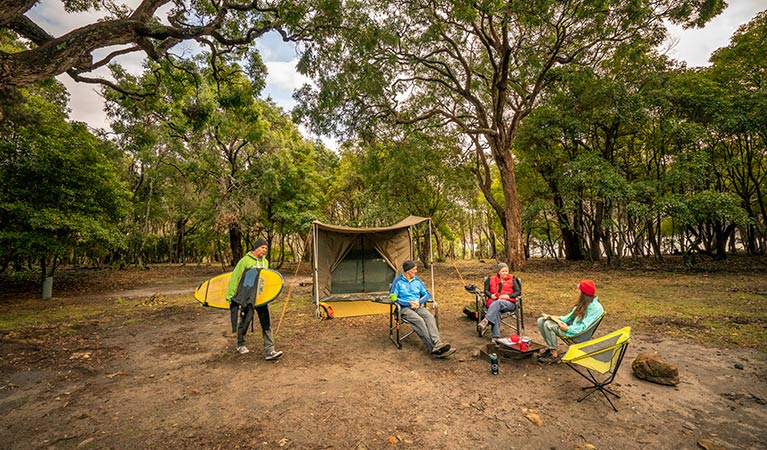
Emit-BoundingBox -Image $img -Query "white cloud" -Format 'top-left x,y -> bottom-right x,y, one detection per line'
664,0 -> 767,67
264,59 -> 312,93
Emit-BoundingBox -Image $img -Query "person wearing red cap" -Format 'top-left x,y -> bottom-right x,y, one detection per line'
536,279 -> 604,364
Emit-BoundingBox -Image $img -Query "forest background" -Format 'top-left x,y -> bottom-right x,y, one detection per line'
1,1 -> 766,289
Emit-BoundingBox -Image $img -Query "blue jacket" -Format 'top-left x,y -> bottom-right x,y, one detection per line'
560,297 -> 604,336
389,273 -> 431,308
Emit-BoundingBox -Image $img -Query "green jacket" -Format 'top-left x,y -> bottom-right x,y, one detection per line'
226,253 -> 269,303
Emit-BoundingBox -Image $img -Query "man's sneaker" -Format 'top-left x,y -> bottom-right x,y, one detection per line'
431,342 -> 451,355
436,347 -> 457,359
236,346 -> 250,354
265,350 -> 284,361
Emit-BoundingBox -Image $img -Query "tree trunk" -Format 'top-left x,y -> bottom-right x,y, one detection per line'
229,224 -> 243,267
499,155 -> 526,270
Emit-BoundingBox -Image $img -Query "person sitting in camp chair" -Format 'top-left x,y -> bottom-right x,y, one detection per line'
537,279 -> 604,365
390,259 -> 456,358
478,262 -> 521,342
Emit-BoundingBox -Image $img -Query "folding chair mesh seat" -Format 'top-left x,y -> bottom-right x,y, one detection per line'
561,326 -> 631,412
559,311 -> 606,345
374,296 -> 439,349
476,276 -> 523,337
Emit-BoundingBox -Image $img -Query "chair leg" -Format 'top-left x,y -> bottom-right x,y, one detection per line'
576,386 -> 619,412
476,295 -> 485,337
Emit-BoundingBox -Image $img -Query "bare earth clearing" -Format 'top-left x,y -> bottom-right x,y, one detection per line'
1,261 -> 766,450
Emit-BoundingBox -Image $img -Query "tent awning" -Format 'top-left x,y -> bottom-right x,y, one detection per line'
311,215 -> 429,234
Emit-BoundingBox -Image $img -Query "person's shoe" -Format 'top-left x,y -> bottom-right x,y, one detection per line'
537,349 -> 552,361
431,342 -> 451,355
236,346 -> 250,354
435,347 -> 457,358
539,353 -> 561,365
265,350 -> 284,361
478,318 -> 489,329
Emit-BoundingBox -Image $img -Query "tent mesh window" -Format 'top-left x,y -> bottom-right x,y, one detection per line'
331,236 -> 394,294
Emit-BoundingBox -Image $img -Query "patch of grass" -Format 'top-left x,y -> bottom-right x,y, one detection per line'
0,293 -> 197,336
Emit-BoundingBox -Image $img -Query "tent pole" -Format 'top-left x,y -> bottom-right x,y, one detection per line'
429,219 -> 435,297
312,223 -> 320,319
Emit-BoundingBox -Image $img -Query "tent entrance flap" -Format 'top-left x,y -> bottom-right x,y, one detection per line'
331,236 -> 395,294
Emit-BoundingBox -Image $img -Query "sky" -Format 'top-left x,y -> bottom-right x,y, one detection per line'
26,0 -> 767,144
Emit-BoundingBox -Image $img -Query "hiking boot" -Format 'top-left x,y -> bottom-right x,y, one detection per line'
538,353 -> 561,365
436,347 -> 457,359
236,346 -> 250,354
431,342 -> 451,355
265,350 -> 284,361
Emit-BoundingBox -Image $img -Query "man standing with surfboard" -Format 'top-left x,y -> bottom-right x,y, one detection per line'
226,238 -> 284,360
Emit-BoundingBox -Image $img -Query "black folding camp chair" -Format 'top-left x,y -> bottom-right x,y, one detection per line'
559,311 -> 606,345
561,326 -> 631,411
466,276 -> 523,337
373,296 -> 439,349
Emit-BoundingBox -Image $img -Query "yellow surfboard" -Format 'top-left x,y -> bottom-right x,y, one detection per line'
194,269 -> 284,309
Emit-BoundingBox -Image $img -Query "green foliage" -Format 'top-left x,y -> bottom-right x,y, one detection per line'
664,191 -> 749,228
105,54 -> 330,264
0,86 -> 130,274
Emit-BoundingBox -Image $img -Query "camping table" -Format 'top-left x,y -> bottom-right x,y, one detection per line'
479,340 -> 545,362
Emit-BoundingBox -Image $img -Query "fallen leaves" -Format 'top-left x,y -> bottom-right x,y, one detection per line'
521,407 -> 543,426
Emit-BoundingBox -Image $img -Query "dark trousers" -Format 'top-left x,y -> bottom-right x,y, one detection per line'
231,303 -> 271,347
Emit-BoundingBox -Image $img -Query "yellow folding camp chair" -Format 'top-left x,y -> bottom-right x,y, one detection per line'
561,326 -> 631,411
559,311 -> 606,345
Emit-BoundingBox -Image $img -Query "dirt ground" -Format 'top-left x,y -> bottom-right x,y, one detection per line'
1,263 -> 765,450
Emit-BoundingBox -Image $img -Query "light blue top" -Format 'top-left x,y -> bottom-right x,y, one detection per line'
560,297 -> 604,336
389,273 -> 431,308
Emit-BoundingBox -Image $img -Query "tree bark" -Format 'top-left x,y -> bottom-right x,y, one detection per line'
229,224 -> 243,267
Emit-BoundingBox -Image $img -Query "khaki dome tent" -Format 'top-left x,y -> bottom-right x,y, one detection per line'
311,216 -> 434,318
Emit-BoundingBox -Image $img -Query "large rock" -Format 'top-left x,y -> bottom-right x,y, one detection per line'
632,353 -> 680,386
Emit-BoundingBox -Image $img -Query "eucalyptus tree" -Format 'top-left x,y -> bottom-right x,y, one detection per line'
294,0 -> 725,269
0,81 -> 130,282
107,56 -> 327,265
243,117 -> 330,266
106,58 -> 221,265
355,128 -> 476,260
515,63 -> 643,262
707,11 -> 767,254
0,0 -> 312,90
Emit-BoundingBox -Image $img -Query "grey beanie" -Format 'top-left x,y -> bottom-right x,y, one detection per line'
402,259 -> 417,272
497,262 -> 508,272
253,237 -> 268,249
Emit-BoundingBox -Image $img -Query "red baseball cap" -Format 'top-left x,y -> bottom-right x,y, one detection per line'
578,279 -> 596,296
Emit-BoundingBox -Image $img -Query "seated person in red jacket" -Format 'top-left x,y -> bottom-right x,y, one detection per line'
478,262 -> 521,342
